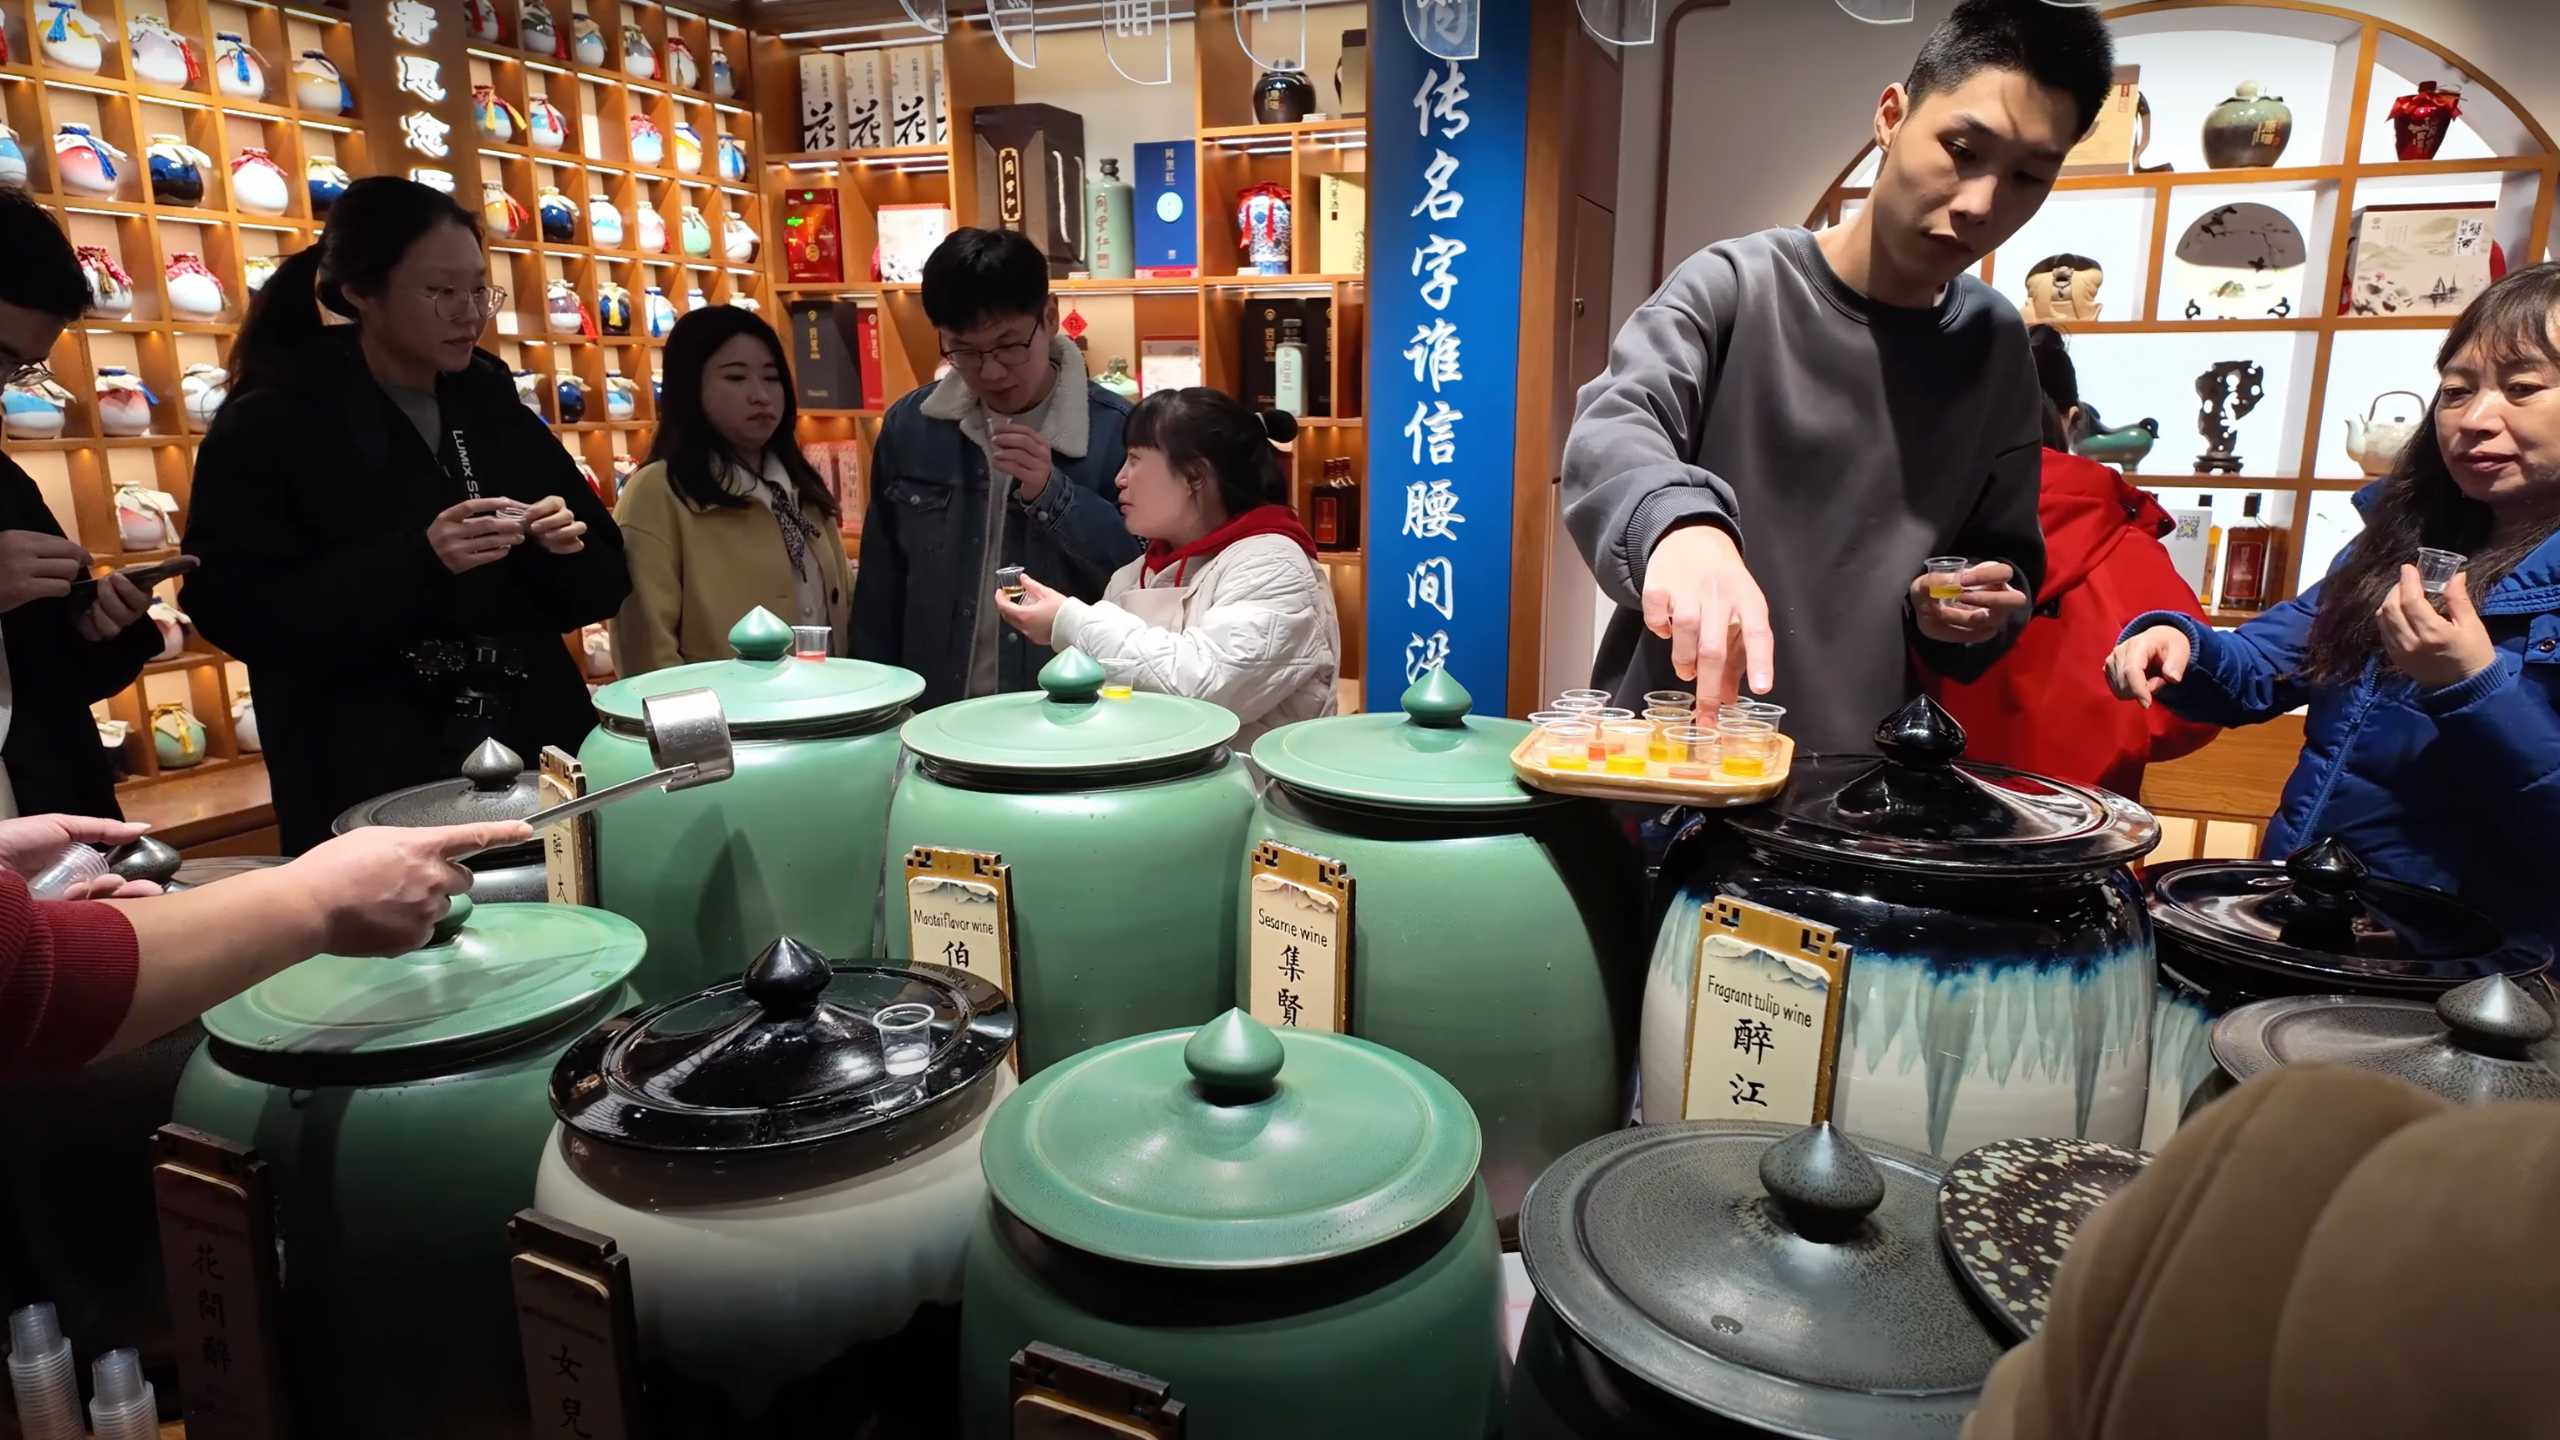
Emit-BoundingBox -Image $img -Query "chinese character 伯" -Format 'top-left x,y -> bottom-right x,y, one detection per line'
1409,149 -> 1464,223
387,0 -> 439,46
401,111 -> 454,160
1730,1074 -> 1770,1108
943,939 -> 971,970
1407,556 -> 1455,622
1404,631 -> 1452,685
1412,60 -> 1471,140
1401,478 -> 1465,542
1412,235 -> 1468,311
1275,989 -> 1304,1027
1402,321 -> 1463,395
1278,944 -> 1305,983
1404,399 -> 1463,465
1733,1017 -> 1774,1064
394,54 -> 445,105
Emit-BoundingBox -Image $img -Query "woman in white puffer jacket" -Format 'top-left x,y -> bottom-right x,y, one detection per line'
993,388 -> 1340,746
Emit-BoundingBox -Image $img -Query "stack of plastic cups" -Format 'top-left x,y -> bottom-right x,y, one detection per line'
7,1303 -> 83,1440
88,1349 -> 157,1440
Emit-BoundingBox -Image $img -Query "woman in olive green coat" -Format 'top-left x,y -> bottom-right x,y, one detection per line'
612,308 -> 853,674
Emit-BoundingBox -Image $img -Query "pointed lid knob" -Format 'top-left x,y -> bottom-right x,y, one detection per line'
1400,666 -> 1472,728
462,737 -> 525,791
1182,1008 -> 1285,1102
1039,647 -> 1107,705
727,605 -> 793,662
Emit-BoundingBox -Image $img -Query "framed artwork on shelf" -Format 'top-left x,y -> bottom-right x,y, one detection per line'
1138,337 -> 1202,397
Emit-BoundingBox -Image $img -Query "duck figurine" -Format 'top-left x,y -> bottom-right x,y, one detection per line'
2073,417 -> 2160,473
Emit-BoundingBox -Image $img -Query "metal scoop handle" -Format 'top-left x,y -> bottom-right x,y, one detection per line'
463,686 -> 734,861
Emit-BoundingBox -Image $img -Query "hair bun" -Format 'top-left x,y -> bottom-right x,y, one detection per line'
1260,409 -> 1300,444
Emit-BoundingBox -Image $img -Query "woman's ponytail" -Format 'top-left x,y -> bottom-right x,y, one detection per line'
226,245 -> 326,397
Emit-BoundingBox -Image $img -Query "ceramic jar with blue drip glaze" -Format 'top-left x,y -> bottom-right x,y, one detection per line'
1639,695 -> 2162,1162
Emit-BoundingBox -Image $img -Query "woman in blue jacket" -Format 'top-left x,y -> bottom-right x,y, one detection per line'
2107,263 -> 2560,950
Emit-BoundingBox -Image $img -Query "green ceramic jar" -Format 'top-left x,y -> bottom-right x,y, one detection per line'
882,649 -> 1255,1075
1244,670 -> 1641,1236
170,898 -> 644,1439
581,608 -> 923,1000
959,1010 -> 1506,1438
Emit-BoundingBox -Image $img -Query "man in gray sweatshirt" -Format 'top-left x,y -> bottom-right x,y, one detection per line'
1563,0 -> 2116,757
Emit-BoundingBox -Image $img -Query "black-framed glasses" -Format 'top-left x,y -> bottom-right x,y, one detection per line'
939,324 -> 1042,372
423,285 -> 509,321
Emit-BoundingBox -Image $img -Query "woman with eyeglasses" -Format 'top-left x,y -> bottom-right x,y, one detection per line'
182,177 -> 628,852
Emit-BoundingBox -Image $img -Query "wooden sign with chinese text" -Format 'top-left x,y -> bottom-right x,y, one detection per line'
906,846 -> 1017,1001
153,1125 -> 290,1440
1680,896 -> 1853,1126
350,0 -> 485,196
1009,1342 -> 1185,1439
510,1211 -> 641,1440
539,745 -> 595,907
1245,841 -> 1352,1034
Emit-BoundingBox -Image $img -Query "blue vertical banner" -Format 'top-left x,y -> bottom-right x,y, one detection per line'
1363,0 -> 1531,713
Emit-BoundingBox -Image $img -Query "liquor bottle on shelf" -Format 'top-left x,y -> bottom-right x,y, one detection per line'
1310,458 -> 1362,553
2219,493 -> 2285,613
2195,493 -> 2221,609
1273,318 -> 1308,419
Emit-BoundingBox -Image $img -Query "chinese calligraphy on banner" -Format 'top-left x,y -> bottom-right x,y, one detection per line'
1363,0 -> 1527,711
356,0 -> 481,196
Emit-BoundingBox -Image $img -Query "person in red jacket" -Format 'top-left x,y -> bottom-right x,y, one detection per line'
1921,327 -> 2218,796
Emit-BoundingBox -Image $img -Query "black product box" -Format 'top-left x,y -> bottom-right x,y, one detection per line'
787,300 -> 863,411
1240,296 -> 1333,417
972,103 -> 1087,276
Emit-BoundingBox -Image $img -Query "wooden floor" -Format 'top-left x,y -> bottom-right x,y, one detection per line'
119,758 -> 276,856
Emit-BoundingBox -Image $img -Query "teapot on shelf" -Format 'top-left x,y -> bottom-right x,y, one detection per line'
2345,390 -> 2428,478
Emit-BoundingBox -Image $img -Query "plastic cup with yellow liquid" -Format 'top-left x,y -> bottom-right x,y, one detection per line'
1923,556 -> 1969,602
1718,717 -> 1778,780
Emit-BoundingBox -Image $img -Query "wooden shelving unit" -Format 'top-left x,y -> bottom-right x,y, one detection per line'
1810,0 -> 2560,618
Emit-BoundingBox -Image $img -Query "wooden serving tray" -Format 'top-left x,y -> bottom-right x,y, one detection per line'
1508,730 -> 1794,807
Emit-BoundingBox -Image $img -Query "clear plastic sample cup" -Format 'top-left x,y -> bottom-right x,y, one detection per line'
1718,717 -> 1778,779
791,624 -> 830,660
875,1002 -> 937,1078
1536,717 -> 1596,771
1924,556 -> 1969,600
1662,723 -> 1721,781
1643,708 -> 1692,762
1718,699 -> 1787,730
995,564 -> 1027,601
2415,547 -> 2467,597
1601,720 -> 1654,775
1553,688 -> 1612,709
1643,689 -> 1696,712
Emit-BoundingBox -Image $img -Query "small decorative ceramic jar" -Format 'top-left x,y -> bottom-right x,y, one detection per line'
212,32 -> 265,100
127,15 -> 199,88
678,204 -> 711,257
596,282 -> 631,336
537,186 -> 576,242
545,279 -> 587,336
2390,81 -> 2464,163
148,601 -> 189,658
671,121 -> 702,174
526,95 -> 570,151
1253,62 -> 1317,124
231,692 -> 260,752
54,125 -> 127,197
229,147 -> 290,214
1236,181 -> 1291,276
164,253 -> 226,319
722,213 -> 758,263
588,194 -> 623,246
634,198 -> 667,253
512,369 -> 543,413
77,245 -> 133,317
483,181 -> 526,239
0,125 -> 27,188
180,364 -> 226,430
463,0 -> 500,44
145,134 -> 211,204
716,133 -> 748,183
293,50 -> 349,113
2202,82 -> 2293,169
556,373 -> 586,423
473,85 -> 524,144
306,158 -> 350,215
682,284 -> 707,313
520,0 -> 561,58
627,114 -> 664,167
644,286 -> 675,338
603,374 -> 637,419
3,374 -> 73,440
666,35 -> 699,89
98,719 -> 132,778
620,21 -> 655,79
95,368 -> 155,436
570,11 -> 606,67
1096,357 -> 1139,402
39,1 -> 108,74
151,700 -> 205,767
116,482 -> 181,549
242,254 -> 277,293
580,624 -> 613,677
709,39 -> 736,99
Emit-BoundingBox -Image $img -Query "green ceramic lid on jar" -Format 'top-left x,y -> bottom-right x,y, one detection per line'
200,896 -> 646,1060
1254,667 -> 1544,812
592,607 -> 923,735
899,648 -> 1239,783
980,1009 -> 1480,1269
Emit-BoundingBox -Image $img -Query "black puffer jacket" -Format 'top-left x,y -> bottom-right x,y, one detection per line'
182,330 -> 628,851
0,454 -> 160,818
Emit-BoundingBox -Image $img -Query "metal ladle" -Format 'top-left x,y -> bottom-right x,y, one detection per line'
466,687 -> 735,856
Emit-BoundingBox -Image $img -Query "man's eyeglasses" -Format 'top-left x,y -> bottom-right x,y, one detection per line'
423,285 -> 509,322
939,328 -> 1042,372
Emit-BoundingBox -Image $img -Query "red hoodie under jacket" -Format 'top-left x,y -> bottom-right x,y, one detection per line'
1923,449 -> 2220,800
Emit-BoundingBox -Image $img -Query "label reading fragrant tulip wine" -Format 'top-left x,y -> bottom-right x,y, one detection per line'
509,1211 -> 642,1440
539,746 -> 595,907
1245,840 -> 1353,1034
905,845 -> 1017,1001
1681,896 -> 1854,1126
152,1125 -> 289,1440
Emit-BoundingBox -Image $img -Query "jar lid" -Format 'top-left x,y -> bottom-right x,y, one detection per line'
1723,696 -> 2158,877
2209,974 -> 2560,1104
2148,838 -> 2549,994
1252,668 -> 1545,812
980,1009 -> 1479,1270
1519,1120 -> 2002,1437
592,608 -> 922,737
550,937 -> 1015,1153
898,648 -> 1238,783
335,737 -> 546,846
1936,1136 -> 2150,1340
202,897 -> 643,1060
